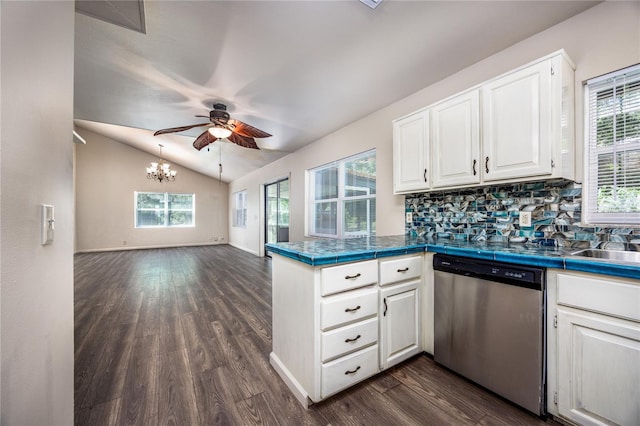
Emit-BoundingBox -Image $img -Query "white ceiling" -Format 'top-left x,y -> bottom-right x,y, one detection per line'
74,0 -> 599,182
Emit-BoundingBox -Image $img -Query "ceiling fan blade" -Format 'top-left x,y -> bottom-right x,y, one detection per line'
193,130 -> 218,151
229,119 -> 272,138
154,123 -> 211,136
228,132 -> 260,150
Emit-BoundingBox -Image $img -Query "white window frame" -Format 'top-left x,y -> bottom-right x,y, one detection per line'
233,190 -> 247,228
134,192 -> 195,228
307,150 -> 376,239
583,64 -> 640,225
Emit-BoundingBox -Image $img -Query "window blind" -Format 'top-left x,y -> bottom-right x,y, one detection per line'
585,64 -> 640,225
233,190 -> 247,227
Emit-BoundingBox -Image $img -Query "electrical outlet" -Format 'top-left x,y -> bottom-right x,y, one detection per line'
405,212 -> 413,223
520,211 -> 532,227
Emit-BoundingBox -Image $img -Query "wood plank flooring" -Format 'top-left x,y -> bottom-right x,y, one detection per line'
75,245 -> 558,425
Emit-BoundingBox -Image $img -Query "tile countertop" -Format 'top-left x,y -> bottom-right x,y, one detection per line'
265,235 -> 640,280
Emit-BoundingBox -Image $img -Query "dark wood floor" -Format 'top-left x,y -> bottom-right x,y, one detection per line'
74,245 -> 558,425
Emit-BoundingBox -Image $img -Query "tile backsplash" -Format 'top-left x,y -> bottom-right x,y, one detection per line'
405,179 -> 640,251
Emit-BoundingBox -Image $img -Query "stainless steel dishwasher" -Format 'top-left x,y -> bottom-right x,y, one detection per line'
433,254 -> 546,416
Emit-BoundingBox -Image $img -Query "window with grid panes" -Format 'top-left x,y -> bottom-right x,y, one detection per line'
308,150 -> 376,238
135,192 -> 194,228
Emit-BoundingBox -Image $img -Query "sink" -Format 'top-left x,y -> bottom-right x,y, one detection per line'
569,249 -> 640,264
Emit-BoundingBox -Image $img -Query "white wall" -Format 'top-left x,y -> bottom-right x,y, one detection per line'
0,1 -> 75,424
228,1 -> 640,255
75,128 -> 229,252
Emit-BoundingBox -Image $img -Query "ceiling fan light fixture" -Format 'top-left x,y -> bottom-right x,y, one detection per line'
209,126 -> 232,139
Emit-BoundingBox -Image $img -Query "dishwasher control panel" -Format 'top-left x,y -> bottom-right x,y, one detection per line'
433,255 -> 544,290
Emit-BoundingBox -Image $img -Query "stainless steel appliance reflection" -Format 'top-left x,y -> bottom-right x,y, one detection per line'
433,254 -> 546,416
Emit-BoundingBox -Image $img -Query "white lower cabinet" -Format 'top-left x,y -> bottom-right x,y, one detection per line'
270,253 -> 425,408
557,308 -> 640,426
321,344 -> 379,398
380,280 -> 421,369
547,270 -> 640,426
321,317 -> 378,362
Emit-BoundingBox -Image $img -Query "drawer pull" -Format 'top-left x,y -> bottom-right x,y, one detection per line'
344,273 -> 361,280
344,305 -> 361,313
397,267 -> 409,273
344,334 -> 361,343
344,366 -> 361,375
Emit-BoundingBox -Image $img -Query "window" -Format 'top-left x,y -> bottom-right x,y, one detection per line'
135,192 -> 194,228
308,150 -> 376,238
584,64 -> 640,225
233,190 -> 247,227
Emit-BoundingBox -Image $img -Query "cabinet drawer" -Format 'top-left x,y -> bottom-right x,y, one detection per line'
321,344 -> 378,398
557,273 -> 640,322
321,288 -> 378,331
379,255 -> 422,286
321,260 -> 377,296
321,317 -> 378,362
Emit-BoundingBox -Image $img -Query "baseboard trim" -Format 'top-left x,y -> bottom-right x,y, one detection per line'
75,242 -> 225,254
228,242 -> 260,256
269,352 -> 311,409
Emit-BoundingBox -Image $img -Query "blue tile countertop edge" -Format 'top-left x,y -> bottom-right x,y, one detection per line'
265,236 -> 640,280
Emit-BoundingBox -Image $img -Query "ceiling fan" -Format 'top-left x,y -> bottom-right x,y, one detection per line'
153,103 -> 272,151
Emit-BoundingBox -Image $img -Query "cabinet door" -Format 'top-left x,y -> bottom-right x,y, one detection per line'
380,280 -> 421,369
431,89 -> 480,188
557,308 -> 640,426
482,60 -> 553,181
393,111 -> 429,193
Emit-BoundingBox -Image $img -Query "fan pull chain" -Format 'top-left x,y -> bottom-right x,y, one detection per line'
218,144 -> 222,186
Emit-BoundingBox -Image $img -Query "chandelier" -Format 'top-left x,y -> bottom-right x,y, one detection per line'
146,144 -> 177,183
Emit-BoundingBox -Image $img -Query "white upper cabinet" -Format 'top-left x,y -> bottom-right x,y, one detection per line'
393,110 -> 429,194
482,60 -> 553,181
431,89 -> 480,188
392,50 -> 575,194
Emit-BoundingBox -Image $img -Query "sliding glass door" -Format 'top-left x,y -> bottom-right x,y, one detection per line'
265,178 -> 289,256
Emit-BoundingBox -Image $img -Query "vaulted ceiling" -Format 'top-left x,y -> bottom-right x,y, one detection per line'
73,1 -> 599,182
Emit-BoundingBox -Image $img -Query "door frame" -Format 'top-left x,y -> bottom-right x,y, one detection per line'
260,174 -> 290,257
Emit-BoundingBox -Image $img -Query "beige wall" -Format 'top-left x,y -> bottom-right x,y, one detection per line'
0,1 -> 75,424
228,1 -> 640,255
75,128 -> 229,252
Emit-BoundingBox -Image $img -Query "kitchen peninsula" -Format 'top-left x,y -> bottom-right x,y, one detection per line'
267,235 -> 640,424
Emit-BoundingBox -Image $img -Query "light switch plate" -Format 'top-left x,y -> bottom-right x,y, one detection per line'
42,204 -> 54,245
406,212 -> 413,223
520,211 -> 532,227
